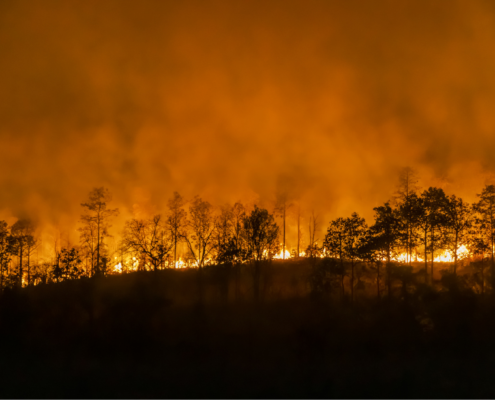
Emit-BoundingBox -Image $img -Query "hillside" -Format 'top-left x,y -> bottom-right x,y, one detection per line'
0,260 -> 493,398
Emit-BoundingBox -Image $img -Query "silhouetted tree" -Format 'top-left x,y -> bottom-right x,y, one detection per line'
122,215 -> 172,272
358,231 -> 385,298
80,187 -> 119,277
55,247 -> 84,281
468,209 -> 491,295
167,192 -> 187,268
394,167 -> 420,265
231,202 -> 246,300
306,211 -> 321,258
296,204 -> 302,257
473,184 -> 495,288
343,213 -> 367,302
242,206 -> 279,262
369,202 -> 403,298
324,217 -> 347,298
443,195 -> 472,275
11,219 -> 35,287
417,188 -> 448,284
183,196 -> 216,269
0,221 -> 13,291
213,205 -> 234,261
274,189 -> 293,260
242,206 -> 279,301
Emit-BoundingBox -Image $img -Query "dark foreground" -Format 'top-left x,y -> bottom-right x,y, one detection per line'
0,267 -> 494,398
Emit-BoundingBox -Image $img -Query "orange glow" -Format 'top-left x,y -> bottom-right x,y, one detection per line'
392,245 -> 470,263
273,249 -> 291,260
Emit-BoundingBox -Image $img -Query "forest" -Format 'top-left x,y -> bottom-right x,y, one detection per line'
0,167 -> 494,299
2,168 -> 495,397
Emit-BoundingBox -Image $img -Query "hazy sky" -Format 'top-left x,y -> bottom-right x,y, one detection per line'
1,0 -> 495,245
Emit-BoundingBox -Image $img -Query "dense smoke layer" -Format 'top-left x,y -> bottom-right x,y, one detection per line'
1,0 -> 495,247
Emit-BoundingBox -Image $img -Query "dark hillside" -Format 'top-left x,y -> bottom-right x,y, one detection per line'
0,262 -> 494,398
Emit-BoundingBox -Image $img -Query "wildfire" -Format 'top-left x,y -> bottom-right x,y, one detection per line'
109,244 -> 474,275
274,249 -> 291,259
113,262 -> 123,273
112,256 -> 140,273
393,245 -> 470,263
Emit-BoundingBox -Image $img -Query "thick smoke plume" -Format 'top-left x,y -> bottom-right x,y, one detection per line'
1,0 -> 495,247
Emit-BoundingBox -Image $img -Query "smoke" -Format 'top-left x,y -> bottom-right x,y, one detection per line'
1,0 -> 495,246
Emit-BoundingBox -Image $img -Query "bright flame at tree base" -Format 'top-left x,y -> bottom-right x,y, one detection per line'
111,245 -> 473,274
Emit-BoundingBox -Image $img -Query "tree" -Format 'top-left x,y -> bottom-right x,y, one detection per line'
78,213 -> 97,276
80,187 -> 119,277
394,167 -> 420,265
230,202 -> 246,300
0,221 -> 13,291
122,215 -> 172,272
473,184 -> 495,288
443,195 -> 472,275
342,213 -> 367,302
54,248 -> 84,281
306,211 -> 321,258
25,233 -> 37,285
357,231 -> 385,299
468,217 -> 490,296
167,192 -> 187,268
243,206 -> 279,262
183,196 -> 216,268
213,205 -> 234,262
324,217 -> 347,298
324,213 -> 367,301
11,219 -> 35,287
274,189 -> 293,260
296,204 -> 302,257
417,187 -> 448,284
242,206 -> 279,302
369,203 -> 403,298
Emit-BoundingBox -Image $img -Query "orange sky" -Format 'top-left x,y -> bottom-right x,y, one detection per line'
1,0 -> 495,247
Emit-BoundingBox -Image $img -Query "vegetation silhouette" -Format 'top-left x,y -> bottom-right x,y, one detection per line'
2,171 -> 495,396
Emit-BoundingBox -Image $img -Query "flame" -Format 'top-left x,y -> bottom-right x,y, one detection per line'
274,249 -> 291,259
113,262 -> 123,273
393,245 -> 470,263
112,256 -> 139,273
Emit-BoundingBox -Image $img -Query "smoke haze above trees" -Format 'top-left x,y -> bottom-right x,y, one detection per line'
1,0 -> 495,239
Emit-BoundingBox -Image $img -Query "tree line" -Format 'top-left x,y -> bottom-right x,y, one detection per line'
1,168 -> 495,300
